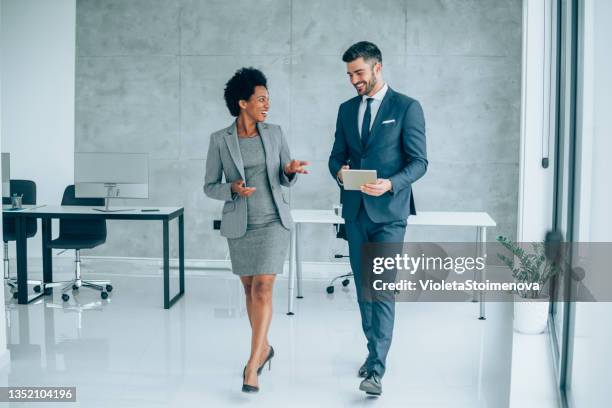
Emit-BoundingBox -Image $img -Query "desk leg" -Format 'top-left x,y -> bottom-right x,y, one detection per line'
164,216 -> 185,309
15,217 -> 44,304
16,216 -> 28,304
478,226 -> 487,320
296,223 -> 303,299
287,226 -> 296,315
42,218 -> 53,288
471,228 -> 480,302
163,219 -> 170,309
178,214 -> 185,296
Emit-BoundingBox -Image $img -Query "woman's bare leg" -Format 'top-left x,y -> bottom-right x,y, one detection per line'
239,276 -> 254,326
243,274 -> 275,387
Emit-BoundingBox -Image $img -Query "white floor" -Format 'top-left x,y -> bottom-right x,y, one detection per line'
2,258 -> 521,407
509,331 -> 559,408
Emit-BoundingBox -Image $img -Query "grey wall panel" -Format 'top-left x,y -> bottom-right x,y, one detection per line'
76,0 -> 522,261
292,0 -> 406,56
290,55 -> 355,161
77,0 -> 180,56
75,56 -> 180,159
181,0 -> 291,55
395,56 -> 521,164
405,0 -> 522,57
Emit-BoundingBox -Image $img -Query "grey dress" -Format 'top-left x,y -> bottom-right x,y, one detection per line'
227,134 -> 290,276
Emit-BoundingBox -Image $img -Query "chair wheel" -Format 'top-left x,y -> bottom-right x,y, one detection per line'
72,284 -> 79,291
62,294 -> 70,302
44,287 -> 52,296
101,291 -> 108,299
326,285 -> 334,294
105,284 -> 113,292
33,285 -> 41,293
12,292 -> 18,299
342,279 -> 350,287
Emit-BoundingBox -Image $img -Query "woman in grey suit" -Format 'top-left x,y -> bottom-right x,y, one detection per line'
204,68 -> 308,393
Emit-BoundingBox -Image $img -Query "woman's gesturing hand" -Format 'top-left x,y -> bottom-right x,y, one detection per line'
284,159 -> 310,175
231,179 -> 256,197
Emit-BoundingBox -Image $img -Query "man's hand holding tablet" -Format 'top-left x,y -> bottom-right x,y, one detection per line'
338,168 -> 393,196
361,178 -> 393,196
337,166 -> 393,195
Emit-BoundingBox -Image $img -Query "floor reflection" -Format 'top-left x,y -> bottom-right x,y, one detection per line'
2,259 -> 514,407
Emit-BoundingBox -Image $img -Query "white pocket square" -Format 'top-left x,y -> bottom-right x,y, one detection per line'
382,119 -> 396,125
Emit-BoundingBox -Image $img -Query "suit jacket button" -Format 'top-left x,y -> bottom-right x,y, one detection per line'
362,154 -> 367,159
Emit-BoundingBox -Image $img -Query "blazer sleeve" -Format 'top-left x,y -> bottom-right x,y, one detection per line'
204,134 -> 236,201
279,126 -> 297,187
328,105 -> 349,187
389,100 -> 428,193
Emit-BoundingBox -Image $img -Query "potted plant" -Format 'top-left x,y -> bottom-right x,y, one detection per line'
496,236 -> 560,334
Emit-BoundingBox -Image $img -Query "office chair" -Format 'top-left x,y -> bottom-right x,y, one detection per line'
44,185 -> 112,301
2,179 -> 44,298
326,222 -> 353,294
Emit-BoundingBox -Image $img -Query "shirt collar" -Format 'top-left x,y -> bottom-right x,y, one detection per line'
362,82 -> 388,103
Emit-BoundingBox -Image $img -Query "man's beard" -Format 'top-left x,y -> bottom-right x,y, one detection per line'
356,76 -> 378,95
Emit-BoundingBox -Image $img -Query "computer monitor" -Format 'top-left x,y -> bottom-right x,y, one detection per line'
74,152 -> 149,212
1,153 -> 10,199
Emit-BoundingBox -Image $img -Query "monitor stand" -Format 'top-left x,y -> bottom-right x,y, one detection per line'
92,196 -> 135,213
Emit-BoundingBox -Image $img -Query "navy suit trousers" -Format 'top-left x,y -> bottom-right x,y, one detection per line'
345,204 -> 407,378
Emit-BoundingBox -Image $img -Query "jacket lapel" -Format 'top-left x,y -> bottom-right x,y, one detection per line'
347,97 -> 363,153
256,122 -> 274,181
364,88 -> 395,151
223,122 -> 245,180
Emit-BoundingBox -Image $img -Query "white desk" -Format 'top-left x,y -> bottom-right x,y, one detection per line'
287,210 -> 496,319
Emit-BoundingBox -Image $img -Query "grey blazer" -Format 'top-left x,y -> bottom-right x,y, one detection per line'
204,121 -> 297,239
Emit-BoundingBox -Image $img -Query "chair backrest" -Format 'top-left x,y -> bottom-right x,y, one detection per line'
2,179 -> 37,205
2,180 -> 37,241
58,185 -> 107,239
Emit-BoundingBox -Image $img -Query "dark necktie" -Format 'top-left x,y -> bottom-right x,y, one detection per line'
361,97 -> 374,147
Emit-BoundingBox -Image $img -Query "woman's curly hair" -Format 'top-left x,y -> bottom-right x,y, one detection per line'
223,67 -> 267,117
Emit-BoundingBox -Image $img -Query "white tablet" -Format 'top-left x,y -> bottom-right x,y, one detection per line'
341,169 -> 377,190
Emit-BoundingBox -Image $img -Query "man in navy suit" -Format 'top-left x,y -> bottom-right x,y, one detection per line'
328,41 -> 428,396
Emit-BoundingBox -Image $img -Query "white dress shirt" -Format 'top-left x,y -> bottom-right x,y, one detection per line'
358,82 -> 388,138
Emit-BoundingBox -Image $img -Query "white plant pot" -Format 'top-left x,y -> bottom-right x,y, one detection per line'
513,294 -> 550,334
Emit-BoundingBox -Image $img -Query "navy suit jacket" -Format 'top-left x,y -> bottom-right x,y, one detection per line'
328,87 -> 428,223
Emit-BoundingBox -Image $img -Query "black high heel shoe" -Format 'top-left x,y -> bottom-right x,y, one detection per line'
242,366 -> 259,393
257,346 -> 275,375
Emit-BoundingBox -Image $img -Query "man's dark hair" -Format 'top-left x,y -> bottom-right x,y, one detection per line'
223,67 -> 267,117
342,41 -> 382,65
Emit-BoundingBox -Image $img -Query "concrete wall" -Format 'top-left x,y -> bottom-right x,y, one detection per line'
75,0 -> 522,262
